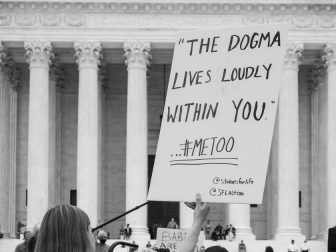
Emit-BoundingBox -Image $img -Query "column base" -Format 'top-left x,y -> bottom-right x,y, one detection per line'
235,226 -> 256,241
274,226 -> 305,242
129,226 -> 150,242
316,230 -> 328,240
0,232 -> 10,239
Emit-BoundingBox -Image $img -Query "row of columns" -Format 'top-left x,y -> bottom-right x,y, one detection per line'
0,40 -> 335,240
308,44 -> 336,240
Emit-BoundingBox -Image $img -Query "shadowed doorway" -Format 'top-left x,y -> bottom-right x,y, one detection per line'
148,155 -> 179,239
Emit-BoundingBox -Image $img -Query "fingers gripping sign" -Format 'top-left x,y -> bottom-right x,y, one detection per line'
185,193 -> 210,224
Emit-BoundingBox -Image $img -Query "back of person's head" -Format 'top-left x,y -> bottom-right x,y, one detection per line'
34,204 -> 94,252
97,229 -> 108,244
157,249 -> 170,252
265,246 -> 274,252
205,246 -> 228,252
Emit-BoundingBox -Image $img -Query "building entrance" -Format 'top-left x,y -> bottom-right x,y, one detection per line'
147,155 -> 179,239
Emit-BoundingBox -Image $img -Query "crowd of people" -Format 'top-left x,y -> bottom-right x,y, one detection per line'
11,196 -> 311,252
119,223 -> 132,240
287,239 -> 310,252
204,221 -> 236,241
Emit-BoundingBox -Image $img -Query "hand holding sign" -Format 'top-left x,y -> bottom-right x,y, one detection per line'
185,193 -> 210,224
175,194 -> 210,252
193,193 -> 210,225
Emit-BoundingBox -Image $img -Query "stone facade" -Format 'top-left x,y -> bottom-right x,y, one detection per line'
0,0 -> 335,246
7,60 -> 319,239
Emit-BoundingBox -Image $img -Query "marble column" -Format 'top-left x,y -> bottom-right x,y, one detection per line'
227,204 -> 256,240
8,66 -> 20,237
25,41 -> 53,226
0,44 -> 10,237
323,44 -> 336,234
74,42 -> 102,227
49,56 -> 63,207
317,69 -> 327,239
275,43 -> 305,241
124,42 -> 151,240
310,63 -> 325,239
310,67 -> 319,240
98,60 -> 106,225
55,66 -> 64,207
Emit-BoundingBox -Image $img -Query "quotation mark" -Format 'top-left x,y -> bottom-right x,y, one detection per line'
178,38 -> 185,45
271,100 -> 275,104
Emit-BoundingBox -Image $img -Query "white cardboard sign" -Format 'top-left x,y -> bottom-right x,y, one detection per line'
147,23 -> 288,204
156,228 -> 189,252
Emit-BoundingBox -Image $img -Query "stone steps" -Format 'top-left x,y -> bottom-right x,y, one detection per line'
0,238 -> 327,252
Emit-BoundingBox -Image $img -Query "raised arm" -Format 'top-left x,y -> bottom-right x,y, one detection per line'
177,193 -> 210,252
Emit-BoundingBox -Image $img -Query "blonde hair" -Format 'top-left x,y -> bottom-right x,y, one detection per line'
34,204 -> 93,252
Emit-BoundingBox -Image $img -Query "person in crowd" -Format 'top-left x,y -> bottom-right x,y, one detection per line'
167,218 -> 179,229
16,221 -> 26,239
96,229 -> 110,252
204,220 -> 211,240
119,224 -> 125,240
14,228 -> 30,252
288,239 -> 298,252
214,223 -> 223,240
152,223 -> 159,239
204,246 -> 228,252
124,223 -> 132,240
238,240 -> 247,252
34,204 -> 96,252
265,246 -> 274,252
199,245 -> 206,252
210,229 -> 216,241
26,224 -> 40,252
223,224 -> 229,240
227,224 -> 236,241
129,240 -> 138,252
222,224 -> 229,240
176,193 -> 210,252
300,240 -> 310,252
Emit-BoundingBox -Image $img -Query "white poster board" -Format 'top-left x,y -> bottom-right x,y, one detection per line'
147,23 -> 288,204
156,228 -> 189,252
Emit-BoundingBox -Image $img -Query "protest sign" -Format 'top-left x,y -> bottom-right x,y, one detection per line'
147,23 -> 288,203
156,228 -> 189,252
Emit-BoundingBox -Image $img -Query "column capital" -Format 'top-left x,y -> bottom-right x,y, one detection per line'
322,43 -> 336,71
24,41 -> 53,68
311,62 -> 325,91
0,42 -> 7,71
0,47 -> 20,91
50,55 -> 65,89
123,42 -> 151,69
284,42 -> 303,70
74,41 -> 102,69
9,67 -> 21,91
98,59 -> 107,88
0,44 -> 13,77
0,44 -> 21,90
